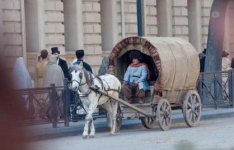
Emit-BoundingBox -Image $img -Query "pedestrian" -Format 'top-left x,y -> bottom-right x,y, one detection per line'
222,50 -> 232,99
36,49 -> 48,88
222,50 -> 232,71
12,57 -> 34,89
98,56 -> 109,75
44,54 -> 65,119
12,57 -> 34,115
199,48 -> 206,72
72,49 -> 93,73
51,47 -> 71,80
231,57 -> 234,69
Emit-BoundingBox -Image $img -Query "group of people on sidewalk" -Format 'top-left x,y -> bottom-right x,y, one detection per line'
13,47 -> 93,119
35,47 -> 92,89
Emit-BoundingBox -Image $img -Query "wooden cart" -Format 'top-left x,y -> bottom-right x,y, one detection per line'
96,36 -> 202,131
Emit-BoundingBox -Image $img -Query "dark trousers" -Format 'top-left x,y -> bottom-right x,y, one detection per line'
122,84 -> 145,103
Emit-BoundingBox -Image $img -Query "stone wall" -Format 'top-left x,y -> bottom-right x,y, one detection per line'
124,0 -> 137,37
2,0 -> 24,68
82,0 -> 102,74
201,0 -> 213,49
172,0 -> 189,41
45,0 -> 65,53
145,0 -> 157,37
117,0 -> 123,41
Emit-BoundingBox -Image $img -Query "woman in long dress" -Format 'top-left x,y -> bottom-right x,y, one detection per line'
12,57 -> 34,116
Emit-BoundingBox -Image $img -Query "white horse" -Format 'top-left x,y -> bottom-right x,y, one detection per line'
70,62 -> 121,138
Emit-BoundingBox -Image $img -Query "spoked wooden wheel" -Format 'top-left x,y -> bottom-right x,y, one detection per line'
183,90 -> 202,127
157,99 -> 172,131
140,116 -> 156,129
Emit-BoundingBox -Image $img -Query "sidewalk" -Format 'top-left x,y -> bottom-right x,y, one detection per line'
27,107 -> 234,140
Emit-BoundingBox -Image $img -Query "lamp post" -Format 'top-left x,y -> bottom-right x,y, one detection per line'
137,0 -> 144,36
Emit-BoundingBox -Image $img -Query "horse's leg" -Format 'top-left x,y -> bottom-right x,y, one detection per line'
82,119 -> 89,139
102,101 -> 113,128
110,92 -> 119,135
86,101 -> 98,137
82,100 -> 90,138
89,118 -> 95,138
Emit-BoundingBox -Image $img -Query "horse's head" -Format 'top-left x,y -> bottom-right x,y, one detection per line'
70,62 -> 85,91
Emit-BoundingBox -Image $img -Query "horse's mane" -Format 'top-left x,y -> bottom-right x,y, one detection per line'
83,69 -> 93,86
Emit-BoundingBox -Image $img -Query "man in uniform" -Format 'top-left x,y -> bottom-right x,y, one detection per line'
72,49 -> 93,73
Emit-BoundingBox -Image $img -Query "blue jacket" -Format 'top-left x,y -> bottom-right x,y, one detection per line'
123,64 -> 149,91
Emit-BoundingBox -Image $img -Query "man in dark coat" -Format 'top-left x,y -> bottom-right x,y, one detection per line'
70,49 -> 93,122
199,48 -> 207,72
51,47 -> 71,80
73,49 -> 93,73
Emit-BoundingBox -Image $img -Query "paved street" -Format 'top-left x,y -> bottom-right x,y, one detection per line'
29,116 -> 234,150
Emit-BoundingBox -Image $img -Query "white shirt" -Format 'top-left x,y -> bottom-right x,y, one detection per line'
222,57 -> 232,71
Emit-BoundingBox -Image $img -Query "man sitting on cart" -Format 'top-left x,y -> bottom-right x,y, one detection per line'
122,50 -> 150,104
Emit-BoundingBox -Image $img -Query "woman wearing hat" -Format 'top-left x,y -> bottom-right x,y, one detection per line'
122,50 -> 150,104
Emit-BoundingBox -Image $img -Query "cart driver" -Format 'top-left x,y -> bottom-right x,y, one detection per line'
122,50 -> 150,104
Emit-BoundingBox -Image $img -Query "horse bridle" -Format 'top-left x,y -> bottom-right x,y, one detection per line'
70,69 -> 94,93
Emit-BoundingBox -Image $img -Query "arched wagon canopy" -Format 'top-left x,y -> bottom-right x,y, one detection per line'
109,36 -> 200,91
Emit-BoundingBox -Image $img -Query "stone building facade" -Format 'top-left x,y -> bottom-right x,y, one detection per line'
0,0 -> 219,76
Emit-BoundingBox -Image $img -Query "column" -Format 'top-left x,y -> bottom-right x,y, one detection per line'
188,0 -> 202,51
101,0 -> 118,51
25,0 -> 45,52
64,0 -> 84,51
157,0 -> 173,36
20,0 -> 27,60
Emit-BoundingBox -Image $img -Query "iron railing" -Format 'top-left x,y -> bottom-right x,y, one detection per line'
198,70 -> 234,108
16,79 -> 70,127
16,71 -> 234,127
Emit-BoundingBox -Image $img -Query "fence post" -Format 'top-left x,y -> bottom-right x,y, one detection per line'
231,71 -> 234,108
199,73 -> 204,104
28,91 -> 35,119
50,84 -> 58,128
64,78 -> 70,127
213,74 -> 218,109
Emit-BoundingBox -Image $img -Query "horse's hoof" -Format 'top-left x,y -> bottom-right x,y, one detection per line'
109,132 -> 115,136
82,135 -> 88,139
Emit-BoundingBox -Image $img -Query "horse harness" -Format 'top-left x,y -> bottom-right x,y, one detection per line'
73,69 -> 120,102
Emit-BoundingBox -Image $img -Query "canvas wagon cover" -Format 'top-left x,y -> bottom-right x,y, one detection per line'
109,36 -> 200,91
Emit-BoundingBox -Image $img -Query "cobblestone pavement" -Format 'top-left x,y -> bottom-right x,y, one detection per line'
29,117 -> 234,150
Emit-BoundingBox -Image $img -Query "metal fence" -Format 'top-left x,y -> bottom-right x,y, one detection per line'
198,70 -> 234,108
16,71 -> 234,127
16,79 -> 70,128
16,79 -> 106,127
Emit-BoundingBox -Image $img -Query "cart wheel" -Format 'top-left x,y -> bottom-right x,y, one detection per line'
183,90 -> 202,127
115,106 -> 122,132
157,99 -> 172,131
